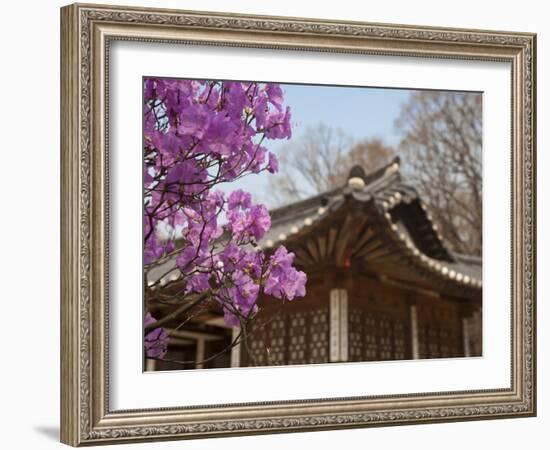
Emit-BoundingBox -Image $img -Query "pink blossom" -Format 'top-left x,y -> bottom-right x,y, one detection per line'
264,246 -> 307,301
143,77 -> 307,341
228,189 -> 252,210
144,313 -> 168,359
267,152 -> 279,174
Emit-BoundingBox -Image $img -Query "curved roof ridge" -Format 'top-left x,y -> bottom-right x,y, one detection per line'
269,157 -> 402,223
264,157 -> 478,269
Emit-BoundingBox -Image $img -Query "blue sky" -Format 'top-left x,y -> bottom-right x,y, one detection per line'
280,83 -> 410,146
220,83 -> 412,206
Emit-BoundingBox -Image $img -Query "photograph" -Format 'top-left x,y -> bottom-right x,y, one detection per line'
57,3 -> 537,445
142,78 -> 483,371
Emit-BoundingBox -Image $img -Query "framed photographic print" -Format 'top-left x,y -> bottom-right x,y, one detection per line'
60,3 -> 537,446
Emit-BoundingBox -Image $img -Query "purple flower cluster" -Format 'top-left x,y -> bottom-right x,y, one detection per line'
144,313 -> 168,359
143,78 -> 307,341
265,247 -> 307,300
226,190 -> 271,242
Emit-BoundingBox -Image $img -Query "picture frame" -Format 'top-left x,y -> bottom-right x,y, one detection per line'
60,2 -> 536,446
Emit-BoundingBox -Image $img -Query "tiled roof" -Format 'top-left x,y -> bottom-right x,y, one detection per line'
258,158 -> 482,290
148,157 -> 482,294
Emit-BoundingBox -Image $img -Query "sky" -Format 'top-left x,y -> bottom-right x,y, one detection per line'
220,82 -> 412,207
279,83 -> 410,146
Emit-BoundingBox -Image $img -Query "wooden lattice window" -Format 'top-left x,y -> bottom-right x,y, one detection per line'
393,320 -> 406,360
361,312 -> 409,361
308,307 -> 329,364
266,316 -> 286,365
379,317 -> 393,360
364,314 -> 378,360
246,315 -> 286,366
247,332 -> 266,366
288,312 -> 307,365
348,309 -> 364,361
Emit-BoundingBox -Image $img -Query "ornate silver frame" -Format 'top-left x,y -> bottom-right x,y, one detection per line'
60,3 -> 536,446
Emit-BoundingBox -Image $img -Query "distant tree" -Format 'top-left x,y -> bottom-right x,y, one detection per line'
269,123 -> 394,205
346,137 -> 396,173
394,91 -> 482,256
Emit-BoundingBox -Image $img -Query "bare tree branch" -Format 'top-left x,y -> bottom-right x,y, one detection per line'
269,123 -> 394,206
395,91 -> 482,255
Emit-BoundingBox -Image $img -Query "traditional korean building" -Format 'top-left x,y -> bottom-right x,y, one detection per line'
147,158 -> 482,371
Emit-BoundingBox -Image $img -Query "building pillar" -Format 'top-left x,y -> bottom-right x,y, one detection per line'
330,288 -> 348,362
340,289 -> 349,362
145,358 -> 157,371
470,309 -> 482,356
195,338 -> 205,369
230,327 -> 241,368
410,304 -> 420,360
462,317 -> 471,357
